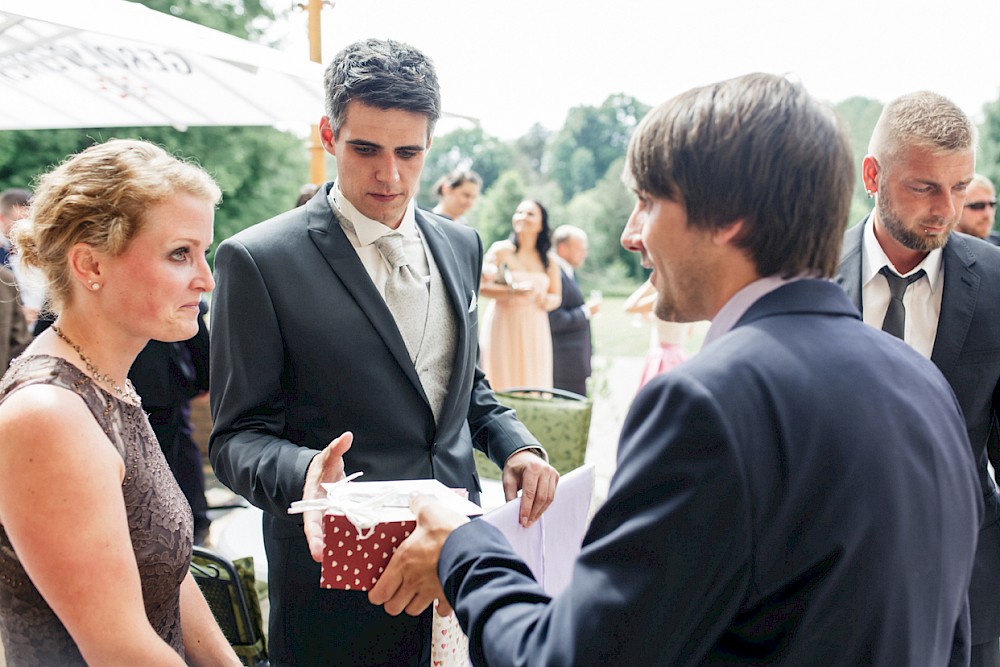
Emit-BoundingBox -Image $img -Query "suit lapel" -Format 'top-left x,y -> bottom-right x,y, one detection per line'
838,219 -> 979,370
837,218 -> 866,313
416,211 -> 470,430
305,196 -> 427,402
417,211 -> 467,327
931,235 -> 978,370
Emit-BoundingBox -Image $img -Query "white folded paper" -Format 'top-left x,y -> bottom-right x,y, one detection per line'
480,464 -> 594,596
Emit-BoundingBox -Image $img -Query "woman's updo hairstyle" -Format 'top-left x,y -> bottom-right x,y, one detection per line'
14,139 -> 220,312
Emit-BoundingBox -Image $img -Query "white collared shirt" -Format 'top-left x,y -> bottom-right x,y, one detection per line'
556,256 -> 575,280
860,218 -> 943,359
328,183 -> 430,296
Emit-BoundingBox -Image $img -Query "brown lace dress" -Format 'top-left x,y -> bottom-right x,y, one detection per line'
0,355 -> 193,665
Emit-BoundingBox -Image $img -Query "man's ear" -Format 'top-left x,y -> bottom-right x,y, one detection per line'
319,116 -> 336,156
712,219 -> 745,247
861,155 -> 880,195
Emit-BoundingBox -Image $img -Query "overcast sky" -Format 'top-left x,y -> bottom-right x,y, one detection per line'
274,0 -> 1000,140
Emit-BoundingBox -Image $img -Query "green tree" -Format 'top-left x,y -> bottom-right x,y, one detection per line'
547,94 -> 649,202
561,157 -> 644,293
136,0 -> 277,40
418,126 -> 516,208
513,123 -> 551,183
0,129 -> 93,191
470,170 -> 526,249
0,125 -> 307,254
834,96 -> 883,226
0,0 -> 309,253
978,93 -> 1000,191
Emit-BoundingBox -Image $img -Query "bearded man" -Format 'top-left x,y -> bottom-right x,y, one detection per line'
837,90 -> 1000,667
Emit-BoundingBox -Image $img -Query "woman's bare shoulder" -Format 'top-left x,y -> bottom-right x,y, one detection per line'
0,382 -> 115,462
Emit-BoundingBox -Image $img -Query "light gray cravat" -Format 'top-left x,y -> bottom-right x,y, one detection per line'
375,232 -> 429,361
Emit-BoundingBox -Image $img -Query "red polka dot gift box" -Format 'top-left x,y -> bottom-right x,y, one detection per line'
289,477 -> 484,591
321,511 -> 415,591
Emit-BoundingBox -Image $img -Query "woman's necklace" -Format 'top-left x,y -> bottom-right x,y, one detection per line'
51,325 -> 141,406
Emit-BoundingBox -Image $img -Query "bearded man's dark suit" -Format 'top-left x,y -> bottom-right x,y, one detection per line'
838,219 -> 1000,652
209,185 -> 539,666
548,266 -> 591,396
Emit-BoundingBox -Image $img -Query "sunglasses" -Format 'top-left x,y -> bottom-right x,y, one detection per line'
965,200 -> 998,211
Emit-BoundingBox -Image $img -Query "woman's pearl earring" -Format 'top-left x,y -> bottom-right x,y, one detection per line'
89,281 -> 100,291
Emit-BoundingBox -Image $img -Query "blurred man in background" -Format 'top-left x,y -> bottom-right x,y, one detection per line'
957,174 -> 1000,245
549,225 -> 600,396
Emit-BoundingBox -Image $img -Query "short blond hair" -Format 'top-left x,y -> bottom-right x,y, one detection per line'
868,91 -> 976,165
969,173 -> 996,193
552,224 -> 587,247
15,139 -> 220,312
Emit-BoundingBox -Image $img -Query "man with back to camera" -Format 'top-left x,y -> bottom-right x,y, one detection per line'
837,92 -> 1000,666
957,173 -> 1000,245
548,225 -> 600,396
209,38 -> 558,666
368,73 -> 983,666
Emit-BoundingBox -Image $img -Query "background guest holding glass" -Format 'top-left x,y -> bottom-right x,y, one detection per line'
479,199 -> 562,390
0,139 -> 239,666
431,168 -> 482,224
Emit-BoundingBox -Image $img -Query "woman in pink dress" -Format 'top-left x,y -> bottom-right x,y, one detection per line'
479,200 -> 562,391
624,279 -> 701,390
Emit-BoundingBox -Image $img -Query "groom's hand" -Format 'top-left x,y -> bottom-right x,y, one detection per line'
503,450 -> 559,527
303,431 -> 353,562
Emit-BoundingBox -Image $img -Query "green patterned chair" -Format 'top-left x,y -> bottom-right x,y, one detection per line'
190,546 -> 269,667
475,387 -> 593,480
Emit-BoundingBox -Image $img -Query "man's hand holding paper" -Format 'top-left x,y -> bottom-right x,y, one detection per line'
502,449 -> 559,527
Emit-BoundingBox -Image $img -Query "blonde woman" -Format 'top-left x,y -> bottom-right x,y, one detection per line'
0,140 -> 240,666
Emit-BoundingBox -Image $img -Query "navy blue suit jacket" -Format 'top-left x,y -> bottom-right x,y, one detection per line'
440,279 -> 981,666
838,220 -> 1000,645
548,267 -> 591,395
209,186 -> 539,665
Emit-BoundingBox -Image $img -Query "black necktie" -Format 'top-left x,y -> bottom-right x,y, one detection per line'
880,266 -> 925,339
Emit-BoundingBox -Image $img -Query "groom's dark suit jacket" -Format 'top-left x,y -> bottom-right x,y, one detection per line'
209,185 -> 538,665
838,219 -> 1000,646
439,280 -> 981,665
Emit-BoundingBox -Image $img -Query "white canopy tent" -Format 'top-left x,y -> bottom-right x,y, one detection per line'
0,0 -> 326,131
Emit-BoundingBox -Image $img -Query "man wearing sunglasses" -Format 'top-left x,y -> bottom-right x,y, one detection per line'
958,174 -> 1000,245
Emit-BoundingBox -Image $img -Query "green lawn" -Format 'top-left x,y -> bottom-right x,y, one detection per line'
591,295 -> 711,359
590,295 -> 650,358
478,293 -> 709,360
